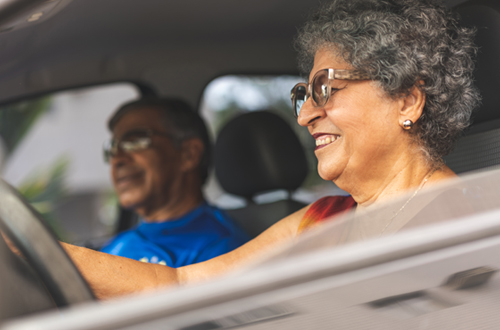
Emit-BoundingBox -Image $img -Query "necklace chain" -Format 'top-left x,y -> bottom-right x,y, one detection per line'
381,166 -> 440,234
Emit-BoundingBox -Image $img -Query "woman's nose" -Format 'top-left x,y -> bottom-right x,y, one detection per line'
297,98 -> 325,127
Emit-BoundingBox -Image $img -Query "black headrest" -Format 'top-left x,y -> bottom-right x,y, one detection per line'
214,111 -> 308,200
456,0 -> 500,126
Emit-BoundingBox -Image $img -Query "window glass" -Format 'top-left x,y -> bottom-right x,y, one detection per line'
0,84 -> 139,245
200,75 -> 346,209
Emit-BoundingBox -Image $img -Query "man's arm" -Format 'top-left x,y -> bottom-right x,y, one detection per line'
64,205 -> 309,300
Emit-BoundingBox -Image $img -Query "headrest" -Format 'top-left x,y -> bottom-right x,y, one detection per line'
214,111 -> 308,200
456,0 -> 500,126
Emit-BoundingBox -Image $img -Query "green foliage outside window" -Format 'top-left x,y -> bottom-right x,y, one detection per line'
0,97 -> 69,239
0,97 -> 51,156
17,157 -> 69,241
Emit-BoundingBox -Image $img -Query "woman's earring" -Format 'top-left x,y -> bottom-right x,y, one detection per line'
402,119 -> 413,130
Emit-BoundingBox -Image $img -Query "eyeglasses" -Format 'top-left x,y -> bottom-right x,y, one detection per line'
103,129 -> 172,163
290,68 -> 370,117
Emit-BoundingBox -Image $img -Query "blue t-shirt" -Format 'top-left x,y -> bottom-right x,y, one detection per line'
100,202 -> 250,267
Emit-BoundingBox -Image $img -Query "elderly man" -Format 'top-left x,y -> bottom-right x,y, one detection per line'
99,97 -> 249,267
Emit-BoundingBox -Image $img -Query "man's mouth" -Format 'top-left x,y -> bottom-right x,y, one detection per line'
313,133 -> 340,150
114,171 -> 144,188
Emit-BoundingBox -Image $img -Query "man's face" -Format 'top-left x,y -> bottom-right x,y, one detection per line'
109,107 -> 183,212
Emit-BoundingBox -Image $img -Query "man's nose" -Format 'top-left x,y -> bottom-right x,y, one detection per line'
109,147 -> 132,167
297,98 -> 326,127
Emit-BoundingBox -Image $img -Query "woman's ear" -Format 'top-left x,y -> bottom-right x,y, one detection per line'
399,81 -> 425,128
180,138 -> 204,173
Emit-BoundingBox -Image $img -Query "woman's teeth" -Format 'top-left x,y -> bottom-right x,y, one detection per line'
316,135 -> 339,146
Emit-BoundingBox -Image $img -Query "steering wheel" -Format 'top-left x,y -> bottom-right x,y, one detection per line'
0,178 -> 95,307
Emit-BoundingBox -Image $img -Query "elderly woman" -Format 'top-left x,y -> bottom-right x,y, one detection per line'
65,0 -> 480,299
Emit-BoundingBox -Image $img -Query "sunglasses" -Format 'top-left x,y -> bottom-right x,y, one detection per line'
103,129 -> 172,163
290,68 -> 370,117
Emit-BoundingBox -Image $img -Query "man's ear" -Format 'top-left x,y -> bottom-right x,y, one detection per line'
399,81 -> 425,127
179,138 -> 204,173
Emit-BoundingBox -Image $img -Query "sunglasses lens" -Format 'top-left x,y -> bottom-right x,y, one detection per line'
103,130 -> 152,163
120,130 -> 152,153
292,84 -> 308,117
121,137 -> 151,152
312,71 -> 329,106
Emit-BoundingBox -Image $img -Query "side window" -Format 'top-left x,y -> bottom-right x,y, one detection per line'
0,83 -> 139,245
200,75 -> 346,209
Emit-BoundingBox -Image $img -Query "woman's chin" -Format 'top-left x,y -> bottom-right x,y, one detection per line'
317,164 -> 341,182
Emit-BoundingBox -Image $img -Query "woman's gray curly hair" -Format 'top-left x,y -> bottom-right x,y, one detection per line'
295,0 -> 481,163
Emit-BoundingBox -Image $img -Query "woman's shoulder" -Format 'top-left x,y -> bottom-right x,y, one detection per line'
307,195 -> 356,219
297,195 -> 357,234
311,195 -> 356,208
251,195 -> 357,244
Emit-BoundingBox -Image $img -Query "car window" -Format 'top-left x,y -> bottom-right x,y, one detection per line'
200,75 -> 347,209
0,83 -> 139,245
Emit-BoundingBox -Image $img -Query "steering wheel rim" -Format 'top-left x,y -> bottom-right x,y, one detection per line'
0,178 -> 95,306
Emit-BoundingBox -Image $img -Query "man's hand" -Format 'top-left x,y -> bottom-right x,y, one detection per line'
1,231 -> 23,258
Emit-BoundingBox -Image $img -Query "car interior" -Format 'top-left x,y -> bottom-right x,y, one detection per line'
214,110 -> 308,237
0,0 -> 500,328
443,0 -> 500,173
0,0 -> 322,321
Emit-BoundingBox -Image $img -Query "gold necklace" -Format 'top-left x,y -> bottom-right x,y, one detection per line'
381,166 -> 440,234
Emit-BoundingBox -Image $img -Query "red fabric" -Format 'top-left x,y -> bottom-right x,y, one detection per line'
298,195 -> 356,234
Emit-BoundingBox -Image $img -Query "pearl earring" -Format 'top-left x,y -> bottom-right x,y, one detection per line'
403,119 -> 413,130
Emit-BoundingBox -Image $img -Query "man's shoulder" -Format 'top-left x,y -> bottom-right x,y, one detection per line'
195,203 -> 238,227
99,227 -> 144,251
194,203 -> 250,240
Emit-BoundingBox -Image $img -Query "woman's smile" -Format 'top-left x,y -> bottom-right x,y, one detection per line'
313,133 -> 340,150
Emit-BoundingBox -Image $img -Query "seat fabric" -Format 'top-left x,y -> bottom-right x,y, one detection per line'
214,111 -> 308,238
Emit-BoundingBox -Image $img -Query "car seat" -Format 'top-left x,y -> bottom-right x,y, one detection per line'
214,111 -> 308,238
443,0 -> 500,173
